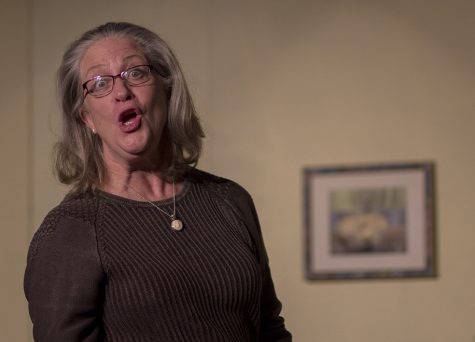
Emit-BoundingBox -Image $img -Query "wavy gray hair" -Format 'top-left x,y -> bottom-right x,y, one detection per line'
54,22 -> 204,192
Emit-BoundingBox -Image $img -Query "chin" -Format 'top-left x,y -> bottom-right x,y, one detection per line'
123,142 -> 151,156
120,132 -> 150,151
123,139 -> 161,159
119,127 -> 163,159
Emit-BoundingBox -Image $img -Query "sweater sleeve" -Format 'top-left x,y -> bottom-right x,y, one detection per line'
24,215 -> 105,342
226,183 -> 292,342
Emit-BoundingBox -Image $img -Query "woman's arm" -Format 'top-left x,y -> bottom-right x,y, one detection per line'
226,183 -> 292,341
24,215 -> 105,341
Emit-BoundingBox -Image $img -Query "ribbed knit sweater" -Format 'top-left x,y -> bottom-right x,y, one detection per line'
24,169 -> 291,341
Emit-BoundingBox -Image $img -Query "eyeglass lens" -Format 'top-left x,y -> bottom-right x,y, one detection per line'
83,65 -> 152,97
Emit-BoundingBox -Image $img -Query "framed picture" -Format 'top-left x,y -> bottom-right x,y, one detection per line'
304,162 -> 436,280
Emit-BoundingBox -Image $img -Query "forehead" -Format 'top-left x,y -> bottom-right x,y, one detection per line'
80,36 -> 147,77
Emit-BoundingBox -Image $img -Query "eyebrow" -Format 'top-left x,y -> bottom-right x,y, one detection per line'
84,54 -> 146,78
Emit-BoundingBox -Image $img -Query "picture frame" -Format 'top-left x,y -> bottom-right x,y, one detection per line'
304,162 -> 436,280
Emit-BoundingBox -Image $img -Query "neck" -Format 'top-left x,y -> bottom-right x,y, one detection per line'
102,168 -> 173,202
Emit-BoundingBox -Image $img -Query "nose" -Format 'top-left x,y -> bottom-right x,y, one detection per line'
113,78 -> 134,101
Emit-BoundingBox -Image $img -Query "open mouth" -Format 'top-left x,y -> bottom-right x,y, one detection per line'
120,110 -> 138,125
118,109 -> 142,132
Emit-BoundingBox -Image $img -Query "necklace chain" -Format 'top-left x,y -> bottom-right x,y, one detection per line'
126,180 -> 183,231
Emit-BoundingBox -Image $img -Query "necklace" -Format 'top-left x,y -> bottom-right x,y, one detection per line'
126,180 -> 183,231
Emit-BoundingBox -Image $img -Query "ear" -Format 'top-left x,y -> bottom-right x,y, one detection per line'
80,108 -> 96,134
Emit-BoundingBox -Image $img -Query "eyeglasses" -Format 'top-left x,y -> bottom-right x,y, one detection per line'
82,64 -> 154,98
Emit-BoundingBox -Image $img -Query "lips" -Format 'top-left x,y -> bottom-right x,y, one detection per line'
118,108 -> 142,133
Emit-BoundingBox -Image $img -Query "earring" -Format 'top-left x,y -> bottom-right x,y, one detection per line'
92,128 -> 96,134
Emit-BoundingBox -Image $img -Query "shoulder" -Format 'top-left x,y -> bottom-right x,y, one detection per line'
186,168 -> 264,254
24,196 -> 105,340
42,191 -> 99,225
27,192 -> 100,261
186,168 -> 254,208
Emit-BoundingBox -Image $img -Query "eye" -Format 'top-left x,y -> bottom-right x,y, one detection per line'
93,77 -> 110,90
86,76 -> 112,94
128,67 -> 146,80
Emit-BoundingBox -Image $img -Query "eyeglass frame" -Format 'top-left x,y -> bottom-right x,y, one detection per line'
81,64 -> 155,98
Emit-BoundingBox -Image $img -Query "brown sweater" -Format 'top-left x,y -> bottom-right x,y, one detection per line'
24,169 -> 291,341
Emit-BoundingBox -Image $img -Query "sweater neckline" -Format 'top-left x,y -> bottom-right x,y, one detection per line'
95,180 -> 191,207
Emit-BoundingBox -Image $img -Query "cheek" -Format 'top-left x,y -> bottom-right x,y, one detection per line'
80,105 -> 95,129
86,102 -> 112,124
148,90 -> 168,123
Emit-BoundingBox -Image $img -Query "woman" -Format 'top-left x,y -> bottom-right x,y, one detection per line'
24,22 -> 291,341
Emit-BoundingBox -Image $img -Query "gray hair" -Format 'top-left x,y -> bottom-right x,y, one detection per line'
54,22 -> 204,192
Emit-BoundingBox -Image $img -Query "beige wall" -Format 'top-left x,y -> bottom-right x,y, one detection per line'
3,0 -> 474,341
0,0 -> 31,341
